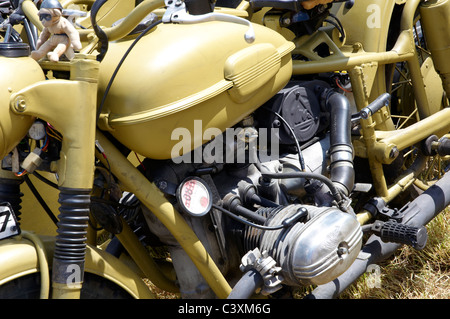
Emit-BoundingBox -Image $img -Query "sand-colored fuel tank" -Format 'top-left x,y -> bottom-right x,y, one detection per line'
0,43 -> 46,159
97,20 -> 294,160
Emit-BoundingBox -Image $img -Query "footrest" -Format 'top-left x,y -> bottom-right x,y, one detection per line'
378,220 -> 428,250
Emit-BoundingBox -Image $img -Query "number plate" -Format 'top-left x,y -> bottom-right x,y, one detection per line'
0,203 -> 21,240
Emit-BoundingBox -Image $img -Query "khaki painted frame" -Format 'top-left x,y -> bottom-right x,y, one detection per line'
2,0 -> 448,299
246,0 -> 449,214
288,0 -> 450,219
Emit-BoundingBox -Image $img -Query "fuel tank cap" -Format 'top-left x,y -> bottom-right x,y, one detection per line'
0,43 -> 30,58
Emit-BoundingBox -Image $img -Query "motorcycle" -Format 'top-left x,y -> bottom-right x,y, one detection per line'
0,0 -> 448,299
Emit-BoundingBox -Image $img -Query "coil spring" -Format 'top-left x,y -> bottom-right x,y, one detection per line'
0,178 -> 23,222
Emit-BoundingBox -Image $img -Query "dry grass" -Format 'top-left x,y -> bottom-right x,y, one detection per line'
143,278 -> 180,299
340,209 -> 450,299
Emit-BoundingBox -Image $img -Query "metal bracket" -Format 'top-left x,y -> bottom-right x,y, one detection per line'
162,0 -> 255,43
240,248 -> 284,295
363,196 -> 412,222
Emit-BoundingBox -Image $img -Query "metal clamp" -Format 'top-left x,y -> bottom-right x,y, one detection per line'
240,248 -> 284,295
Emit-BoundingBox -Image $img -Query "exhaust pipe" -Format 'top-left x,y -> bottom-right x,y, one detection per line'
306,168 -> 450,299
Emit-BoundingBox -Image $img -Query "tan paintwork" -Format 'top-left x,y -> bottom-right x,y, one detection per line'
0,0 -> 448,299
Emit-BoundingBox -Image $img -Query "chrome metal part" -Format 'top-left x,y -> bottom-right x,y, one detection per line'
240,247 -> 284,295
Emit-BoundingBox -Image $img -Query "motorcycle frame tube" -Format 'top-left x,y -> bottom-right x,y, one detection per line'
114,216 -> 179,293
98,0 -> 165,41
350,65 -> 429,202
307,166 -> 450,299
95,130 -> 232,299
0,235 -> 156,299
293,0 -> 426,123
21,0 -> 41,31
21,231 -> 51,299
292,0 -> 417,73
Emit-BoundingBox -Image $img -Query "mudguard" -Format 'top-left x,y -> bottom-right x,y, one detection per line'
0,234 -> 155,299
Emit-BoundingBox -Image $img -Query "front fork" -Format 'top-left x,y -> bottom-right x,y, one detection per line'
9,57 -> 99,298
52,188 -> 91,298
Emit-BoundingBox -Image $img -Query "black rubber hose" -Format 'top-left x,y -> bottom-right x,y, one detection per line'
52,188 -> 91,286
261,91 -> 354,206
90,0 -> 109,62
227,269 -> 264,299
326,91 -> 354,196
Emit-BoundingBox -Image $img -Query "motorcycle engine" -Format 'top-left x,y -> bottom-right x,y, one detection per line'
140,79 -> 361,296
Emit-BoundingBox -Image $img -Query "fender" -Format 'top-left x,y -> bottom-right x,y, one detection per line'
333,0 -> 404,52
0,233 -> 155,299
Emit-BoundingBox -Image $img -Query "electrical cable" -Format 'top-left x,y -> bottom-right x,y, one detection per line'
23,174 -> 59,225
262,107 -> 306,171
212,204 -> 287,231
325,13 -> 345,42
90,0 -> 109,62
33,171 -> 58,189
328,13 -> 345,34
91,196 -> 140,210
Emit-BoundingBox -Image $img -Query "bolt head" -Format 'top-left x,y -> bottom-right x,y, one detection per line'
389,147 -> 399,159
15,98 -> 26,112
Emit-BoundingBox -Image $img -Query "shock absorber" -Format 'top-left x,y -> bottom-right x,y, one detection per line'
52,188 -> 90,298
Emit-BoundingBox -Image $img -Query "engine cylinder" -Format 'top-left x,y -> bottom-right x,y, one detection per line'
245,204 -> 362,286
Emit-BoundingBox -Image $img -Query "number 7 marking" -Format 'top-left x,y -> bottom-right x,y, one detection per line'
0,210 -> 11,233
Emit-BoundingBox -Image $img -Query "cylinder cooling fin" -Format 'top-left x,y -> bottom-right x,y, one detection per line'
244,204 -> 363,286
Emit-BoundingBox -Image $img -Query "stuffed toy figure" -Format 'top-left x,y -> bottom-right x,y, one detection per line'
31,0 -> 81,62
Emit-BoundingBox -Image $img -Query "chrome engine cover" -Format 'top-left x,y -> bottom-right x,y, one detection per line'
259,205 -> 362,286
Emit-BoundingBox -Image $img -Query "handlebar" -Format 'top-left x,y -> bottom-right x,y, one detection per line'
21,0 -> 165,42
93,0 -> 164,41
22,0 -> 42,31
20,0 -> 354,58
